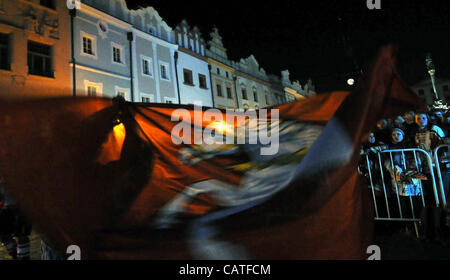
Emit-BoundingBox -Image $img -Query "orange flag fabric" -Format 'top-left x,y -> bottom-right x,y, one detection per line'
0,46 -> 424,259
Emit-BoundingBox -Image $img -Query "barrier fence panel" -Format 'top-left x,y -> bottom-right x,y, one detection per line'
433,145 -> 450,208
361,148 -> 443,238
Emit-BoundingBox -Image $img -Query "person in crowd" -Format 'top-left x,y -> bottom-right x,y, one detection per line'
431,110 -> 444,128
361,132 -> 387,154
0,175 -> 32,260
40,239 -> 65,260
411,112 -> 446,240
394,116 -> 406,130
385,127 -> 415,189
374,119 -> 392,145
403,111 -> 415,125
402,111 -> 417,141
390,127 -> 407,149
382,127 -> 423,234
441,112 -> 450,139
359,132 -> 392,224
386,118 -> 394,130
413,112 -> 444,151
359,132 -> 388,186
385,127 -> 421,196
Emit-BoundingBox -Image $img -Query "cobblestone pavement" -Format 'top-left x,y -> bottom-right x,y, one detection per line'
0,230 -> 42,260
1,224 -> 449,260
374,232 -> 450,260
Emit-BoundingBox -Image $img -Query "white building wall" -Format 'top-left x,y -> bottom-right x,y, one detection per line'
177,50 -> 212,107
76,0 -> 180,103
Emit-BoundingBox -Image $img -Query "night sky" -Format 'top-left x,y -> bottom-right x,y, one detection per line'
125,0 -> 450,92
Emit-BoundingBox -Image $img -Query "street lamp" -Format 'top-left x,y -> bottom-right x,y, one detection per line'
347,78 -> 355,86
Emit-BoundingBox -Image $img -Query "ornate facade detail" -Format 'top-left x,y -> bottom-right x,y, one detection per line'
174,19 -> 205,56
96,20 -> 109,39
20,5 -> 59,39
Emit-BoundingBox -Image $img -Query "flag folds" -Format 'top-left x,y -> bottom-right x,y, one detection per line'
0,46 -> 424,259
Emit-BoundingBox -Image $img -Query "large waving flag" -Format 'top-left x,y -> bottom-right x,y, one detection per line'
0,46 -> 423,259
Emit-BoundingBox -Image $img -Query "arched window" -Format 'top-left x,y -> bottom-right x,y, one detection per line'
253,88 -> 258,102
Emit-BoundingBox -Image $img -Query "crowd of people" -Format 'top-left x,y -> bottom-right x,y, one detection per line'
0,176 -> 31,260
360,109 -> 450,239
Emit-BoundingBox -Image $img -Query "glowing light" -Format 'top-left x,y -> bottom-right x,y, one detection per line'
96,123 -> 125,164
210,121 -> 234,135
113,123 -> 126,140
347,78 -> 355,86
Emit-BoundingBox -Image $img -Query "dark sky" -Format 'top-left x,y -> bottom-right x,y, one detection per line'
125,0 -> 450,92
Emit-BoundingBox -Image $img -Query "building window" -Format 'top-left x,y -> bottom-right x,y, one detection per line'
217,68 -> 220,75
83,37 -> 93,55
115,86 -> 129,101
117,90 -> 125,98
87,86 -> 97,97
27,41 -> 53,77
265,95 -> 270,105
216,83 -> 223,97
226,87 -> 232,99
253,90 -> 258,102
112,43 -> 124,65
81,33 -> 96,57
159,62 -> 170,81
242,88 -> 248,100
141,56 -> 153,77
226,71 -> 229,78
84,81 -> 102,97
199,74 -> 207,89
113,47 -> 121,63
40,0 -> 55,9
183,68 -> 193,85
0,33 -> 10,70
141,93 -> 154,103
164,97 -> 175,104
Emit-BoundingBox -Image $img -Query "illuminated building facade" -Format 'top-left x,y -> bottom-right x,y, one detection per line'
0,0 -> 313,107
0,0 -> 71,99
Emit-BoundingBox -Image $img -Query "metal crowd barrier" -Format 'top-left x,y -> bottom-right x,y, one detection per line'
361,148 -> 445,237
433,144 -> 450,208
